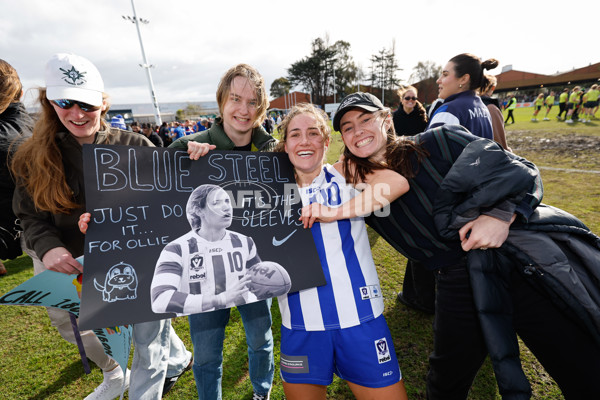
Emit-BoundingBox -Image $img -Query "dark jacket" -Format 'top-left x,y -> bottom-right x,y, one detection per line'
13,128 -> 153,259
428,90 -> 494,140
366,126 -> 541,269
1,102 -> 34,258
392,105 -> 427,136
434,145 -> 600,399
168,117 -> 277,151
146,131 -> 164,147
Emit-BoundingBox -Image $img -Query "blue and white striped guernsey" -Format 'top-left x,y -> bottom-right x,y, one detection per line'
278,164 -> 384,331
151,230 -> 260,315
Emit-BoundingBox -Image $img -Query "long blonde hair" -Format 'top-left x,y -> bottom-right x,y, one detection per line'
0,59 -> 23,114
10,88 -> 110,214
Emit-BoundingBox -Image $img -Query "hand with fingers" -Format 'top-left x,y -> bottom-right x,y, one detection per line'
187,142 -> 217,160
459,214 -> 516,251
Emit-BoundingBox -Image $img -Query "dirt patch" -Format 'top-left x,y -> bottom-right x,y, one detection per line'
508,130 -> 600,154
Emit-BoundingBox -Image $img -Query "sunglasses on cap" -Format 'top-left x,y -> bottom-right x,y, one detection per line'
52,99 -> 101,112
403,96 -> 417,101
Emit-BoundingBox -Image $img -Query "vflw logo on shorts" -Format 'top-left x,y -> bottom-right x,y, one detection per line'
374,338 -> 392,364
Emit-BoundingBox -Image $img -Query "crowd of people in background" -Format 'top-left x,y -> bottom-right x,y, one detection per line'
107,112 -> 289,149
499,84 -> 599,124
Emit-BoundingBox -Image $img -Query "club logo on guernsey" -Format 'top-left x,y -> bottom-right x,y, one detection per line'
375,338 -> 391,364
190,254 -> 207,281
360,284 -> 382,300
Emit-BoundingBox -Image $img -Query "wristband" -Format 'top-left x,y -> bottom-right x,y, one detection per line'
217,293 -> 227,308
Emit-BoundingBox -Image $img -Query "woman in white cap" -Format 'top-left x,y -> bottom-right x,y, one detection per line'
11,53 -> 192,400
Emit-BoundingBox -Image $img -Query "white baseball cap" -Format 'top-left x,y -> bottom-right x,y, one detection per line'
45,53 -> 104,106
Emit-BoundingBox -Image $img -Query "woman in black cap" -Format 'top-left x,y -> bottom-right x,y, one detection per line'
301,91 -> 600,400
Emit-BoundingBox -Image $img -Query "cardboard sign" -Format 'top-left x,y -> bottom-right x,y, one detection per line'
0,269 -> 132,373
79,145 -> 325,330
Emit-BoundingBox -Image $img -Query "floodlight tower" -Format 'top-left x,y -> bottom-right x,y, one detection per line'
123,0 -> 162,125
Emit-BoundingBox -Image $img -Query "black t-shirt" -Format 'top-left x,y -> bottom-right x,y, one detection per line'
234,143 -> 252,151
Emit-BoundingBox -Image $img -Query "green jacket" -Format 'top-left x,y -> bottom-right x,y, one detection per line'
13,127 -> 153,259
168,118 -> 277,152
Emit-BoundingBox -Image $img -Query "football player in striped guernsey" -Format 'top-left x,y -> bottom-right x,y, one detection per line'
274,103 -> 409,400
151,184 -> 258,314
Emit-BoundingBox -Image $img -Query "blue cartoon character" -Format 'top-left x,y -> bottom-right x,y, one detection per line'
94,262 -> 138,302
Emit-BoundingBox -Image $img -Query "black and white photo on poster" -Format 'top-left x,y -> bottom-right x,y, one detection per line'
78,144 -> 325,330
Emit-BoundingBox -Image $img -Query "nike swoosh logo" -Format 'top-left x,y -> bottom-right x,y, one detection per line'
272,229 -> 298,247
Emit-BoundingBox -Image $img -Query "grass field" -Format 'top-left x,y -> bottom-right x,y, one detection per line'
0,105 -> 598,399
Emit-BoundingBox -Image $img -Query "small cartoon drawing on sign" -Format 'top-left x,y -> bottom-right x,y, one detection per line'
94,262 -> 138,302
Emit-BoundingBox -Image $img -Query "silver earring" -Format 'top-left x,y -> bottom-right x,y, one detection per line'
459,84 -> 463,88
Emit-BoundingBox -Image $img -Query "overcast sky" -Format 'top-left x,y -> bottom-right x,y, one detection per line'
3,0 -> 598,107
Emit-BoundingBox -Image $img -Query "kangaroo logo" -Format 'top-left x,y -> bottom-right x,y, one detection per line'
94,262 -> 138,303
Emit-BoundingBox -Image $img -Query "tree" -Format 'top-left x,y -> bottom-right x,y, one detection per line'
329,40 -> 359,102
270,77 -> 292,98
369,41 -> 402,105
176,103 -> 205,120
409,61 -> 442,83
287,36 -> 358,107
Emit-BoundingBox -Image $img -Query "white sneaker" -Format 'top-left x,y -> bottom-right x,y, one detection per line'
565,119 -> 573,124
543,117 -> 550,121
84,368 -> 130,400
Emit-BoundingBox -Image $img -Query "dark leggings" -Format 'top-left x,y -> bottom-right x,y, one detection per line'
426,264 -> 600,400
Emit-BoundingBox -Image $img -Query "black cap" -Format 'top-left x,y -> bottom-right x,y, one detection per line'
333,92 -> 385,132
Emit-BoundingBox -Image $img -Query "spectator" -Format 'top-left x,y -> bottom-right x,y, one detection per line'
0,58 -> 34,275
130,120 -> 140,133
110,114 -> 126,130
391,85 -> 433,314
158,121 -> 171,146
262,114 -> 274,134
169,64 -> 276,400
392,86 -> 428,135
171,121 -> 185,139
479,74 -> 510,150
11,53 -> 192,400
319,91 -> 600,399
141,122 -> 163,147
428,53 -> 496,140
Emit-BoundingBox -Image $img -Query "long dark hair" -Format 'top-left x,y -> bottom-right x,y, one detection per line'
341,110 -> 429,184
449,53 -> 499,92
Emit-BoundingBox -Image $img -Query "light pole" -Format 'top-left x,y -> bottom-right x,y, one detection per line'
328,58 -> 337,104
123,0 -> 162,125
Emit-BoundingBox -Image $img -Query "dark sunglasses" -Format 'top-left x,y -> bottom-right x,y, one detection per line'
404,96 -> 417,101
52,99 -> 101,112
